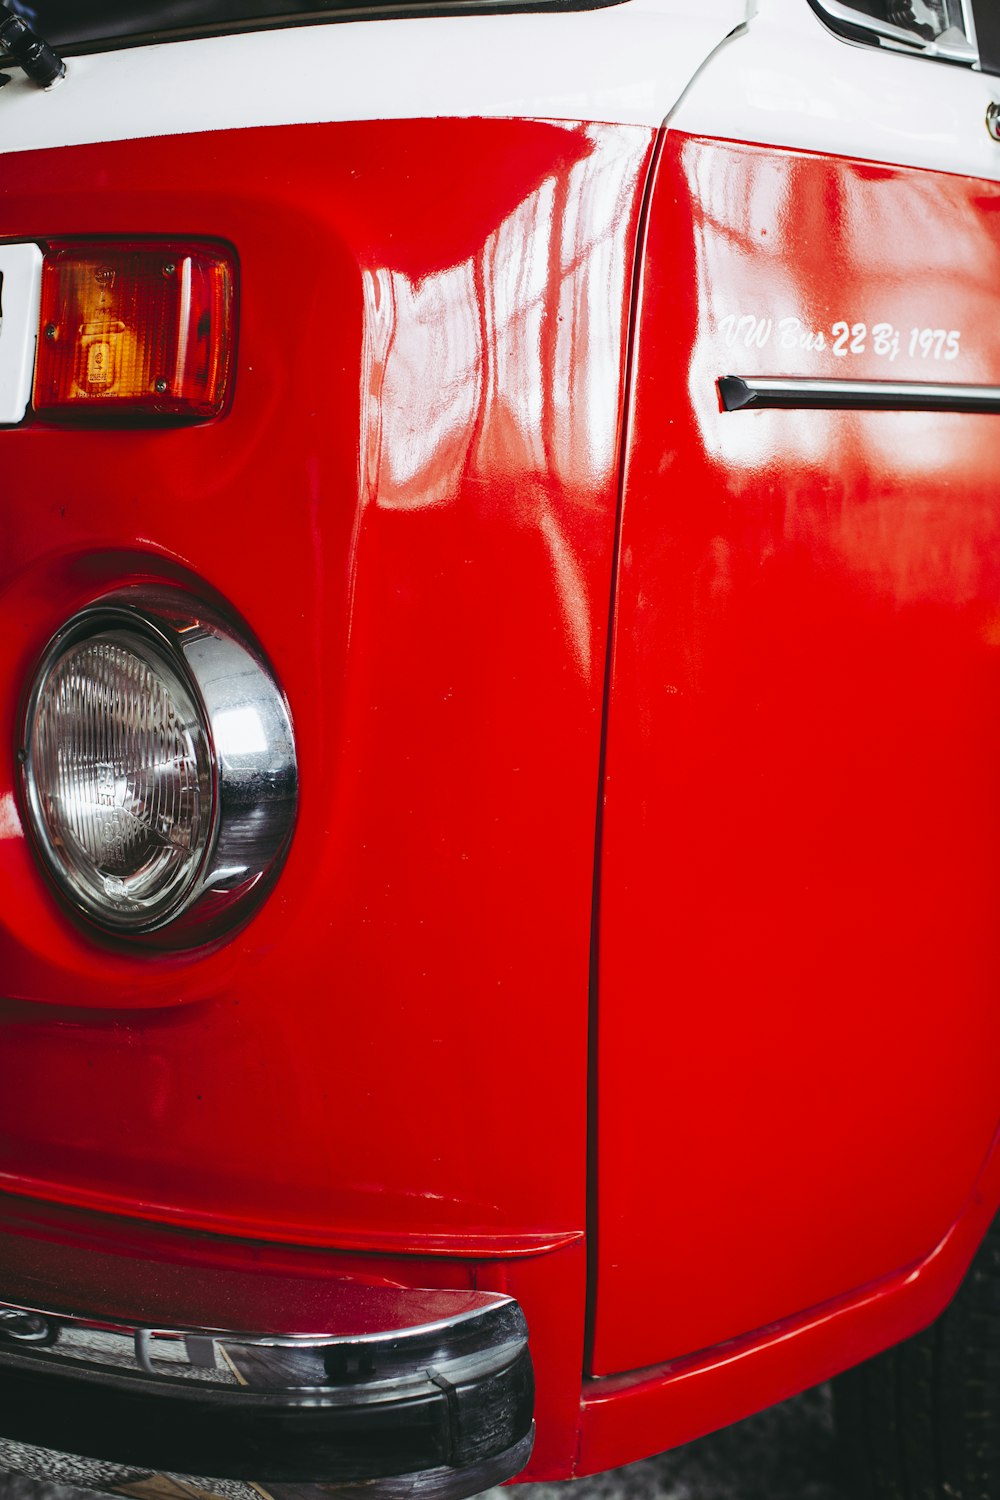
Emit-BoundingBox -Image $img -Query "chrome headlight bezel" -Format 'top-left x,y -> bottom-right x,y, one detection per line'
20,587 -> 298,946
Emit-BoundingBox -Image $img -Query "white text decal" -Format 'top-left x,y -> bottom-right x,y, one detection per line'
718,314 -> 961,362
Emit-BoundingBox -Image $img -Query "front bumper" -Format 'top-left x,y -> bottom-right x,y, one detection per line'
0,1288 -> 534,1500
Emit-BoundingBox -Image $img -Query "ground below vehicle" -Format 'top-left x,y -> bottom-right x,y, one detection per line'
0,1 -> 999,1496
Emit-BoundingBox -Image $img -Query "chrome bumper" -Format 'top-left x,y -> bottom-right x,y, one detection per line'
0,1288 -> 534,1500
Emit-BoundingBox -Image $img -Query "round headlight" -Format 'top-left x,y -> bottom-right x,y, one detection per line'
22,590 -> 297,943
27,627 -> 213,930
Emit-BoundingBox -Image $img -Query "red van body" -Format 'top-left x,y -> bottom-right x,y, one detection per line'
1,0 -> 999,1493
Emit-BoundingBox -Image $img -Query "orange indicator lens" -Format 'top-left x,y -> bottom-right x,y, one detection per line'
33,241 -> 235,420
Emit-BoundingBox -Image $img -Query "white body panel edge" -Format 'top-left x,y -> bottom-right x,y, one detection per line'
671,0 -> 1000,183
0,0 -> 743,152
0,1 -> 995,187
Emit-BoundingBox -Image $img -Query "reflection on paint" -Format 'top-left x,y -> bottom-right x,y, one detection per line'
359,127 -> 643,677
0,793 -> 23,841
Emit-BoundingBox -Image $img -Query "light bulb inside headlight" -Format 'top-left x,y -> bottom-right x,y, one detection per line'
27,629 -> 214,930
22,590 -> 297,944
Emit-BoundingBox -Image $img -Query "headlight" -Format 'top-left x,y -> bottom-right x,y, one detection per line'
809,0 -> 978,65
21,589 -> 297,944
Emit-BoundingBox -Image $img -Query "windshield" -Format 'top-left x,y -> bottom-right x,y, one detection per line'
7,0 -> 610,45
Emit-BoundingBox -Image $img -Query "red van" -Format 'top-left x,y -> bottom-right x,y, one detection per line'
0,1 -> 998,1496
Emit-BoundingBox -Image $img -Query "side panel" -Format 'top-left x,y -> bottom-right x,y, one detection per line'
0,119 -> 652,1263
0,116 -> 655,1477
593,132 -> 1000,1377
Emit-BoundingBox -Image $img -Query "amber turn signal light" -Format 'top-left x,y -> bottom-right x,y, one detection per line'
33,240 -> 235,421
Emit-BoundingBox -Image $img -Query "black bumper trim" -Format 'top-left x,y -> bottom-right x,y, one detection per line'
0,1293 -> 534,1493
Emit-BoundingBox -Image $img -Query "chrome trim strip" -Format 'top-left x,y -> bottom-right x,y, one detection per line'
718,375 -> 1000,413
0,1291 -> 524,1388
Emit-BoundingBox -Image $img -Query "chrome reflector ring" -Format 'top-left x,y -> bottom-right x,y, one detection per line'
21,589 -> 298,943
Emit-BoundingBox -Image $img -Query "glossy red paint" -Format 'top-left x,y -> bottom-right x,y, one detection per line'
0,118 -> 653,1244
593,134 -> 1000,1378
0,1192 -> 485,1335
0,117 -> 652,1480
578,1125 -> 1000,1472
